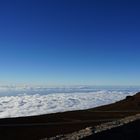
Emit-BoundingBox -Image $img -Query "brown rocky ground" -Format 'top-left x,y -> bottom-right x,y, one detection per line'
44,114 -> 140,140
83,117 -> 140,140
0,92 -> 140,140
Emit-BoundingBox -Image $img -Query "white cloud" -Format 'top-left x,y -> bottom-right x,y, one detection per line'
0,88 -> 137,118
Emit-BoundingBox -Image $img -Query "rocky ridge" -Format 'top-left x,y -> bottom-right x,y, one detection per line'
42,113 -> 140,140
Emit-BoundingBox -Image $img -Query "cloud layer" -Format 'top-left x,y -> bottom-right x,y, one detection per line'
0,88 -> 137,118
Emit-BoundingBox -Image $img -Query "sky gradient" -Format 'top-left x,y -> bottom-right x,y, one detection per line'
0,0 -> 140,86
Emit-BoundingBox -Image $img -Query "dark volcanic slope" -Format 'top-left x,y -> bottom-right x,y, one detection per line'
91,92 -> 140,111
0,92 -> 140,140
83,119 -> 140,140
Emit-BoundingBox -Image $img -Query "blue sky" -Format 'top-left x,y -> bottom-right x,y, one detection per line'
0,0 -> 140,86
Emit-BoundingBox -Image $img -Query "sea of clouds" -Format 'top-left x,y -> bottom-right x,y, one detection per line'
0,86 -> 139,118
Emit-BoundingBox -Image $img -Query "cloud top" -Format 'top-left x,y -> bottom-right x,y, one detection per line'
0,89 -> 137,118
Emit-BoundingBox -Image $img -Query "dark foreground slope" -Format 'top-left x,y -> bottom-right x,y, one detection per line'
84,119 -> 140,140
45,114 -> 140,140
0,92 -> 140,140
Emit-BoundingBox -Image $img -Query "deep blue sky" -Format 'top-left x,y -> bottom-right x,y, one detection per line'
0,0 -> 140,86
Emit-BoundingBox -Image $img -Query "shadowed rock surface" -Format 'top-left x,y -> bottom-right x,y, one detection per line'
83,119 -> 140,140
43,114 -> 140,140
